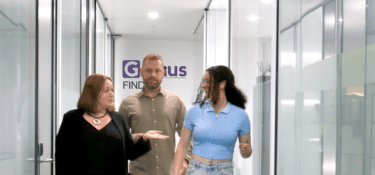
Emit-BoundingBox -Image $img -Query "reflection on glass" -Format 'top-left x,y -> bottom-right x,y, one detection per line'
105,25 -> 112,78
96,3 -> 105,74
206,0 -> 229,68
61,0 -> 81,119
278,0 -> 372,174
0,1 -> 36,174
231,0 -> 275,174
367,2 -> 375,174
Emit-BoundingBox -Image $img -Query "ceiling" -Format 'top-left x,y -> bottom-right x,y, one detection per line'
97,0 -> 209,40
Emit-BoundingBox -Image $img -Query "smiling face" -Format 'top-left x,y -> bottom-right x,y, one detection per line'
97,79 -> 115,110
201,71 -> 212,98
141,59 -> 165,90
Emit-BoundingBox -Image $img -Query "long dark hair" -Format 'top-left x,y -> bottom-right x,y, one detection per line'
194,65 -> 247,109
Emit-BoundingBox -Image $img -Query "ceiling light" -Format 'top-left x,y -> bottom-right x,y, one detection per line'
148,12 -> 159,19
248,15 -> 260,21
260,0 -> 273,4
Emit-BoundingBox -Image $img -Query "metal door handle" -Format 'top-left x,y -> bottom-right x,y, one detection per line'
26,157 -> 54,163
26,158 -> 35,161
39,158 -> 54,163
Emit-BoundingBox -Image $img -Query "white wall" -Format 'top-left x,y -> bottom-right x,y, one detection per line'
114,38 -> 204,120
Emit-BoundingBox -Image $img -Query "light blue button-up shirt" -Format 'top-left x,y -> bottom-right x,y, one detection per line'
184,102 -> 251,160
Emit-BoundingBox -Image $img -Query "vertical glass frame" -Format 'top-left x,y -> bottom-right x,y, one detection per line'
366,1 -> 375,174
88,0 -> 96,75
81,0 -> 88,91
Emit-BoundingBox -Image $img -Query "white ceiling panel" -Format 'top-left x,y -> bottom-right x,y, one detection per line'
97,0 -> 209,40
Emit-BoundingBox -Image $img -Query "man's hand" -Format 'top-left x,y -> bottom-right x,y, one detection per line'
180,159 -> 189,175
143,130 -> 169,141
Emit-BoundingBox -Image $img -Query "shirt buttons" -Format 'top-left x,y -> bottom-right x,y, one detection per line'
152,99 -> 154,101
153,109 -> 155,111
156,167 -> 159,169
156,156 -> 158,158
154,121 -> 156,123
155,143 -> 158,146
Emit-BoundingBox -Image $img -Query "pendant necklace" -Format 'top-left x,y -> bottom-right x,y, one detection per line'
87,112 -> 107,125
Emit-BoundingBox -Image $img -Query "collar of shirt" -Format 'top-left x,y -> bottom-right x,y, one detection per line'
136,87 -> 167,99
206,102 -> 231,114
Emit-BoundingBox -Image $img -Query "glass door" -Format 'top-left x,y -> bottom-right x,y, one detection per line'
0,0 -> 37,174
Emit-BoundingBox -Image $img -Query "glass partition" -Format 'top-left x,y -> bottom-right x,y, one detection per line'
366,1 -> 375,174
105,25 -> 112,78
231,0 -> 276,174
0,0 -> 36,174
277,0 -> 373,174
60,0 -> 81,123
206,0 -> 229,68
95,3 -> 105,74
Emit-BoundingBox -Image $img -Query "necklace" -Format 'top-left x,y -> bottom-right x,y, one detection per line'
86,112 -> 107,125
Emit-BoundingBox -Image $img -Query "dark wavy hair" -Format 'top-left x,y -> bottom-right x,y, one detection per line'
194,65 -> 247,109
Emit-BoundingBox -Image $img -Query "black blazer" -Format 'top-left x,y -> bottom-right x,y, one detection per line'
55,109 -> 151,175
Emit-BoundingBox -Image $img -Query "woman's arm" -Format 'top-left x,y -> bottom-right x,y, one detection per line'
55,113 -> 77,175
173,126 -> 192,175
238,132 -> 252,158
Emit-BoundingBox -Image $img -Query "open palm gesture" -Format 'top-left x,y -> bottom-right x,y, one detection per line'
143,130 -> 169,141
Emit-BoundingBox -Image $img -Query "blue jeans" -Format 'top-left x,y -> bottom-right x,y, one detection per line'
186,159 -> 234,175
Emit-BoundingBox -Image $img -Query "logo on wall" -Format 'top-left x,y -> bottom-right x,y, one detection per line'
123,60 -> 140,78
122,60 -> 187,89
163,66 -> 187,77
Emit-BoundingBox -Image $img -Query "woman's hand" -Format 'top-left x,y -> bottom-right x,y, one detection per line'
240,143 -> 252,154
133,133 -> 144,142
239,133 -> 252,158
143,130 -> 169,141
173,126 -> 192,175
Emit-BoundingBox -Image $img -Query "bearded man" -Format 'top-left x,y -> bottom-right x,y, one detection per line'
119,53 -> 192,175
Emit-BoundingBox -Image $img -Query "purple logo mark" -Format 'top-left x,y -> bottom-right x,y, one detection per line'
123,60 -> 140,78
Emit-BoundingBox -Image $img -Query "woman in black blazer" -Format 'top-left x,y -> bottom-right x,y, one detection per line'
56,74 -> 168,175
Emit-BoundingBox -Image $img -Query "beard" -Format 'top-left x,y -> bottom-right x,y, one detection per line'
143,77 -> 161,89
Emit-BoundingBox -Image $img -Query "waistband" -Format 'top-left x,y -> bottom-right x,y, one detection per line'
189,159 -> 233,168
191,154 -> 232,163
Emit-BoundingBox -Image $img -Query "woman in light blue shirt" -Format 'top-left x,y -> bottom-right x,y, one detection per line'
173,66 -> 252,175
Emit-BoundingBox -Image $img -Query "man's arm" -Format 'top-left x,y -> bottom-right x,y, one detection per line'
118,99 -> 130,126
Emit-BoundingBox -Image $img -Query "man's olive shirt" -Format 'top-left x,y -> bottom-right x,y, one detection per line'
119,88 -> 192,175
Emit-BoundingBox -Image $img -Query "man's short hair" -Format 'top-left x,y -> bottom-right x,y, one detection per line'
142,53 -> 164,68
